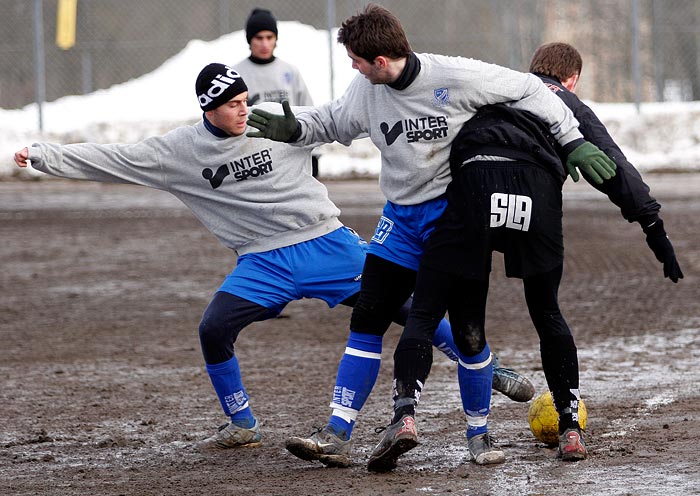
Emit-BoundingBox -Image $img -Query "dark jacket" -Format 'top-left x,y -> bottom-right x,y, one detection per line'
449,103 -> 569,184
535,74 -> 661,225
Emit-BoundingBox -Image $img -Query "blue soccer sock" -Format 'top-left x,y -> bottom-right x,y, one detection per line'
432,318 -> 459,362
457,344 -> 493,439
205,355 -> 255,428
326,331 -> 383,440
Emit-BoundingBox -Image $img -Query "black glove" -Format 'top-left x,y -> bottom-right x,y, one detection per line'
643,218 -> 684,283
565,141 -> 617,184
246,100 -> 301,142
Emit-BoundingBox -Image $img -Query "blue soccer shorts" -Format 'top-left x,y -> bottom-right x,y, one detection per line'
368,196 -> 448,271
218,226 -> 368,310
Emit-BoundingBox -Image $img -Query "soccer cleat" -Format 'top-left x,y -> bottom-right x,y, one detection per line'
367,414 -> 418,473
196,419 -> 262,450
467,433 -> 506,465
558,427 -> 587,461
492,366 -> 536,402
285,427 -> 354,468
491,354 -> 535,402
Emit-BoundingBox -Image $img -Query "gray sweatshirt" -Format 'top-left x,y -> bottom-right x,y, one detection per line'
232,57 -> 313,107
27,116 -> 341,256
295,52 -> 583,205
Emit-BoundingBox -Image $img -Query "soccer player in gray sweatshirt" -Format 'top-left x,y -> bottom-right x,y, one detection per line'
232,8 -> 322,178
233,8 -> 313,108
247,4 -> 616,471
13,62 -> 533,460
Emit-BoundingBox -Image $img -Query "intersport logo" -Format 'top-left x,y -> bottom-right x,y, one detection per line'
202,148 -> 274,189
248,89 -> 290,106
379,115 -> 448,146
198,66 -> 242,109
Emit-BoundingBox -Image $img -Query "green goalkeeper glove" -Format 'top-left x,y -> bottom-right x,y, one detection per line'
246,100 -> 300,142
565,141 -> 617,184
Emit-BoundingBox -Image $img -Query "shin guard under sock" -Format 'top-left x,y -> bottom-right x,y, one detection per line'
327,331 -> 383,439
458,345 -> 493,438
206,355 -> 255,427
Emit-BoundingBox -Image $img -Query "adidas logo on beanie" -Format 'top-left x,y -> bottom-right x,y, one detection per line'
196,63 -> 248,112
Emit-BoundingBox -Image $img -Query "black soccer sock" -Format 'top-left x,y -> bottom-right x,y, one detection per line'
391,338 -> 433,423
540,335 -> 581,432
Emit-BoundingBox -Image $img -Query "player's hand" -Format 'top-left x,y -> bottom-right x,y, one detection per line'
246,100 -> 300,142
643,218 -> 684,283
565,141 -> 617,184
14,147 -> 30,167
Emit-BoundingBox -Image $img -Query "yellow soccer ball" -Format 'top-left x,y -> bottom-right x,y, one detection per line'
528,390 -> 587,444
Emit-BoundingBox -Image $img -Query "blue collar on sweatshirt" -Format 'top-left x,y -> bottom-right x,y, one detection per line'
203,114 -> 230,138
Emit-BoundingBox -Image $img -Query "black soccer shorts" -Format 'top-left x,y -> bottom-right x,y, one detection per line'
421,160 -> 564,280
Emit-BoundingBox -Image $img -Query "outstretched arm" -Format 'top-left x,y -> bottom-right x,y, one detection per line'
641,218 -> 684,283
563,92 -> 682,282
13,147 -> 30,167
17,139 -> 169,189
246,100 -> 301,142
248,78 -> 368,147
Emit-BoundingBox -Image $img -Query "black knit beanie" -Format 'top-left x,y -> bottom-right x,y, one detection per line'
245,8 -> 278,43
195,63 -> 248,111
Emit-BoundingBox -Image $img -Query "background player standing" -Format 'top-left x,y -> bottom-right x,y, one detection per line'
232,8 -> 320,177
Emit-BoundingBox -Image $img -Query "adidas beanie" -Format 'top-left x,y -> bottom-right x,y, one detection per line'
195,63 -> 248,111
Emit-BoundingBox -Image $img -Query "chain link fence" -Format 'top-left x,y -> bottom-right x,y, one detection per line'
2,0 -> 700,114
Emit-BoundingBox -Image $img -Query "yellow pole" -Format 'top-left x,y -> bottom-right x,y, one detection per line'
56,0 -> 77,50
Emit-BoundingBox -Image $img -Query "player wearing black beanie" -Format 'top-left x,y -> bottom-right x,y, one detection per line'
245,8 -> 277,44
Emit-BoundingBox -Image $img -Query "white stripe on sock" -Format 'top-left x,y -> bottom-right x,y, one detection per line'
458,352 -> 493,370
344,347 -> 382,360
329,402 -> 359,422
230,401 -> 250,413
466,415 -> 488,427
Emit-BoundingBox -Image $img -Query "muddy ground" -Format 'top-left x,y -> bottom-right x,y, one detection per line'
1,175 -> 698,496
